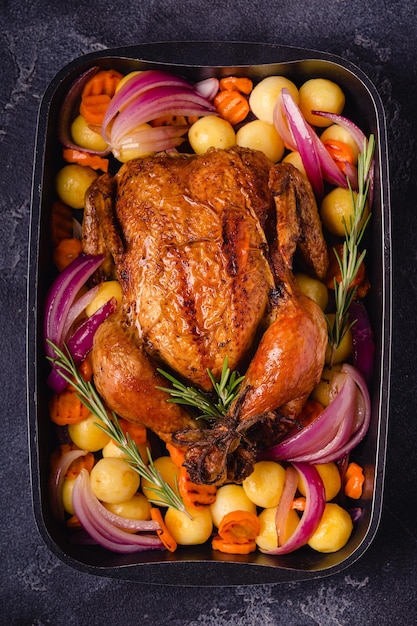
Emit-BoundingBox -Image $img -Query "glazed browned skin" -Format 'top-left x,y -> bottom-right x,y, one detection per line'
82,147 -> 328,483
91,313 -> 197,442
84,148 -> 276,391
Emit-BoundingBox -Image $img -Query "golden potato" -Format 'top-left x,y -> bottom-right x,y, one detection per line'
164,506 -> 213,545
256,507 -> 299,552
299,78 -> 345,127
307,503 -> 353,552
188,115 -> 236,154
242,461 -> 286,508
89,457 -> 140,504
249,76 -> 299,124
294,273 -> 329,311
210,484 -> 256,528
55,164 -> 98,209
236,120 -> 284,162
68,413 -> 111,452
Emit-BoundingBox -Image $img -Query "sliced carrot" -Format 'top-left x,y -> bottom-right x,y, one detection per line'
219,76 -> 253,95
326,244 -> 371,299
79,69 -> 123,125
52,237 -> 83,271
81,69 -> 123,98
291,497 -> 306,512
64,452 -> 95,480
214,89 -> 250,125
150,507 -> 177,552
50,200 -> 74,246
178,466 -> 217,509
49,388 -> 91,426
212,535 -> 257,554
344,462 -> 365,499
118,418 -> 148,446
166,442 -> 186,467
322,139 -> 355,164
63,148 -> 109,172
218,510 -> 260,544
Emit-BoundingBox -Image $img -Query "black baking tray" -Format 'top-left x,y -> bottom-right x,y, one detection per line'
27,41 -> 391,586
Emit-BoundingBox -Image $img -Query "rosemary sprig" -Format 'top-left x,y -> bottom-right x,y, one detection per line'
326,134 -> 375,367
46,340 -> 189,517
157,356 -> 244,420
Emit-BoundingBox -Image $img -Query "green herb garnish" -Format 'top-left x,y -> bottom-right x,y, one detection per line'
157,356 -> 244,420
326,134 -> 375,367
46,341 -> 189,516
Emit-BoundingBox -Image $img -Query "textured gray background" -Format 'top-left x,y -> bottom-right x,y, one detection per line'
1,1 -> 417,624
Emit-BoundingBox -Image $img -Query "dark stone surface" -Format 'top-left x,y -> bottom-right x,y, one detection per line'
1,1 -> 416,623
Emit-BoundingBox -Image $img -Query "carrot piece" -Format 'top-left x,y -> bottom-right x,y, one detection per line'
178,466 -> 217,509
322,139 -> 355,164
64,452 -> 95,480
214,89 -> 250,125
52,237 -> 83,271
50,200 -> 74,246
297,399 -> 324,428
166,442 -> 186,467
78,355 -> 93,382
212,535 -> 257,554
326,244 -> 371,299
344,462 -> 365,499
62,147 -> 109,172
49,388 -> 91,426
79,94 -> 112,125
150,114 -> 189,127
81,69 -> 123,98
150,507 -> 177,552
219,76 -> 253,95
79,69 -> 123,125
292,497 -> 306,511
218,510 -> 260,544
66,514 -> 82,528
118,418 -> 148,446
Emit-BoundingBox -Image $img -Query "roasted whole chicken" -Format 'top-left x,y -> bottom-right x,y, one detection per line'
82,146 -> 328,485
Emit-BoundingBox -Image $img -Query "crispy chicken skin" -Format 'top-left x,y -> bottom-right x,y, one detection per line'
83,146 -> 329,483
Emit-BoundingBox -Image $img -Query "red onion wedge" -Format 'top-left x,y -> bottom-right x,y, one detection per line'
274,466 -> 298,547
274,90 -> 358,197
316,364 -> 371,464
66,297 -> 117,363
260,364 -> 371,464
349,301 -> 375,384
44,254 -> 104,391
48,448 -> 88,521
61,284 -> 100,342
72,470 -> 164,553
194,77 -> 219,101
102,70 -> 216,152
312,111 -> 374,203
102,70 -> 196,133
279,89 -> 324,198
109,86 -> 216,147
261,462 -> 326,555
47,297 -> 116,394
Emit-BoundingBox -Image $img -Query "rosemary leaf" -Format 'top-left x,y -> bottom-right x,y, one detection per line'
157,356 -> 244,420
